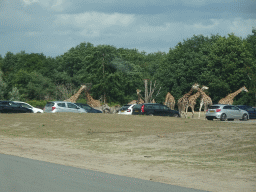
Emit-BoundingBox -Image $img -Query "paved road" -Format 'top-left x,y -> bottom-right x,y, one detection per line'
0,154 -> 208,192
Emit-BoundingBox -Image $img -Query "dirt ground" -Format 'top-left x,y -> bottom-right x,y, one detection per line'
0,112 -> 255,192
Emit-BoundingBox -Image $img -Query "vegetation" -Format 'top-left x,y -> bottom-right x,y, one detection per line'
0,32 -> 255,106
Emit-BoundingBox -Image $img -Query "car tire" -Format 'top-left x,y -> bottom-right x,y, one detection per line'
241,114 -> 248,121
172,114 -> 179,117
149,114 -> 154,116
220,113 -> 227,121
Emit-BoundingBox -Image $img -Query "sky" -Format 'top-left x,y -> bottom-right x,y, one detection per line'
0,0 -> 255,58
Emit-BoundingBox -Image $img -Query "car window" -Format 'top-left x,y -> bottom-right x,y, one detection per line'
9,102 -> 20,107
46,102 -> 54,107
120,105 -> 130,110
21,103 -> 31,108
231,106 -> 239,110
247,108 -> 255,112
223,106 -> 231,109
0,102 -> 9,106
163,106 -> 169,110
67,103 -> 78,109
145,105 -> 154,109
81,105 -> 91,110
133,104 -> 142,110
57,103 -> 66,107
209,106 -> 220,109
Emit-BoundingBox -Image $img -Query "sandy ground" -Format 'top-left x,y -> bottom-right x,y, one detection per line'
1,134 -> 255,192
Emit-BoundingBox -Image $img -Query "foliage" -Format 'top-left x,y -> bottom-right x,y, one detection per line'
26,100 -> 48,109
8,87 -> 20,101
1,32 -> 256,106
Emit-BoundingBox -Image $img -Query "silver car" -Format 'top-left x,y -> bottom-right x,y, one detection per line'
43,101 -> 87,113
206,104 -> 249,121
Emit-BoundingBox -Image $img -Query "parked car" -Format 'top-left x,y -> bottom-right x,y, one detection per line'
236,105 -> 256,119
43,101 -> 87,113
0,100 -> 33,113
75,103 -> 102,113
132,103 -> 180,117
118,104 -> 136,115
206,104 -> 249,121
13,101 -> 44,113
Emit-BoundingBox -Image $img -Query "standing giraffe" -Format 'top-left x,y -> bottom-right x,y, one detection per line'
198,86 -> 212,119
177,83 -> 200,118
127,89 -> 145,104
85,90 -> 101,107
218,86 -> 248,105
164,92 -> 175,110
136,89 -> 144,104
64,85 -> 87,103
186,85 -> 209,118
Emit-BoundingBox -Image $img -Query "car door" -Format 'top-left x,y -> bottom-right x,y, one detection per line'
223,106 -> 232,119
0,102 -> 11,113
67,103 -> 80,113
247,108 -> 256,119
231,106 -> 241,119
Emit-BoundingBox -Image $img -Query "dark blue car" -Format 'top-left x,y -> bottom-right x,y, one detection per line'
236,105 -> 256,119
75,103 -> 102,113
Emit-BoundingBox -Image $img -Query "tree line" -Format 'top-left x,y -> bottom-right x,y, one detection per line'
0,31 -> 255,107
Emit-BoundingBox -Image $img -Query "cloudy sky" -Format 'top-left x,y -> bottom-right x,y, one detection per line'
0,0 -> 255,57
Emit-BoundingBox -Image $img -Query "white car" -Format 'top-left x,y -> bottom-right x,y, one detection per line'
118,104 -> 136,115
13,101 -> 44,113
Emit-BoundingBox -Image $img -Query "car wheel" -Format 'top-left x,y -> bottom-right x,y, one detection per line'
241,114 -> 248,121
149,114 -> 154,116
172,114 -> 179,117
220,113 -> 227,121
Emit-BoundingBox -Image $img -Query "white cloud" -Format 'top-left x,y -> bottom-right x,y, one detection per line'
21,0 -> 68,11
54,11 -> 136,37
22,0 -> 39,6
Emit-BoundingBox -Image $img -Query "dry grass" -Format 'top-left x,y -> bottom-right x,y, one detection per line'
0,113 -> 256,175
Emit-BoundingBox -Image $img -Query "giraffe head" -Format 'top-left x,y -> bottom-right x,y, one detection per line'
136,89 -> 141,94
241,86 -> 248,92
192,83 -> 200,90
201,85 -> 209,91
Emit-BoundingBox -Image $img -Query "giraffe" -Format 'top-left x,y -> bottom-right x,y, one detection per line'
164,92 -> 175,110
136,89 -> 144,104
177,83 -> 200,118
218,86 -> 248,105
128,89 -> 144,104
64,85 -> 87,103
128,100 -> 137,105
198,86 -> 212,119
85,90 -> 101,108
186,85 -> 209,118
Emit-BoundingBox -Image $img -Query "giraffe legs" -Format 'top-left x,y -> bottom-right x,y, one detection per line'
198,102 -> 203,119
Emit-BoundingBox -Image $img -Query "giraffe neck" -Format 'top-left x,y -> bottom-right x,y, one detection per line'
185,88 -> 194,98
227,88 -> 243,100
86,92 -> 93,102
193,90 -> 201,99
69,87 -> 85,102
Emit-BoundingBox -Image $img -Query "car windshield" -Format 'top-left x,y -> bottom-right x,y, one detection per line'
46,102 -> 54,107
120,105 -> 131,110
